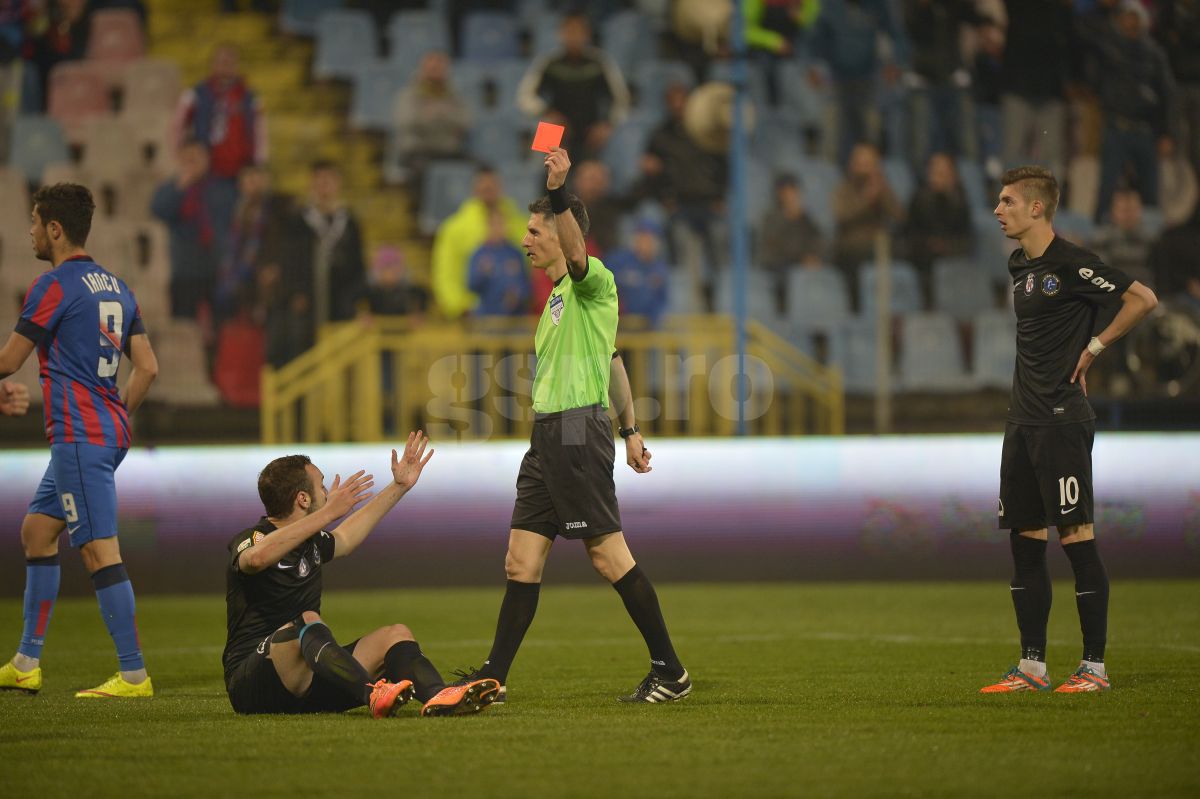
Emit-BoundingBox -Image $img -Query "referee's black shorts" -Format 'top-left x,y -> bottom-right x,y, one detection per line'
998,420 -> 1095,531
510,404 -> 622,541
225,634 -> 364,715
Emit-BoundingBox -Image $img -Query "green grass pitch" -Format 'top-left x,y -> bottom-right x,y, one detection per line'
2,581 -> 1198,798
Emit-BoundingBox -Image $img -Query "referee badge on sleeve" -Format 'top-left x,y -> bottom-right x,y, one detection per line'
549,293 -> 564,326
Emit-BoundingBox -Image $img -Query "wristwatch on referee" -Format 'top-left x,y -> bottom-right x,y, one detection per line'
618,424 -> 640,439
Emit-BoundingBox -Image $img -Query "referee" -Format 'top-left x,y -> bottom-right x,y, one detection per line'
981,166 -> 1158,694
459,147 -> 690,704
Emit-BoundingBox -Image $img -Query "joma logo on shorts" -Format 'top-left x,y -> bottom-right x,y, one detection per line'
565,521 -> 588,530
1077,267 -> 1116,292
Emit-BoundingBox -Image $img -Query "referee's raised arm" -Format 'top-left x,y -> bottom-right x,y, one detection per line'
544,148 -> 588,281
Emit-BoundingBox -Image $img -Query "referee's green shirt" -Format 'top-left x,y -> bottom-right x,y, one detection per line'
532,256 -> 618,414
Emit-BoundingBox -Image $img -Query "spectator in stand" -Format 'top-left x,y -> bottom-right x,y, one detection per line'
758,174 -> 826,295
391,50 -> 470,194
1090,187 -> 1154,286
1150,206 -> 1200,318
26,0 -> 91,110
971,18 -> 1005,180
832,142 -> 904,303
214,164 -> 290,326
431,166 -> 527,320
1084,1 -> 1176,222
266,161 -> 365,367
608,218 -> 671,329
467,209 -> 531,318
743,0 -> 820,105
172,42 -> 265,182
809,0 -> 910,165
901,0 -> 989,166
999,0 -> 1074,182
150,139 -> 237,321
902,152 -> 973,304
570,159 -> 624,258
633,81 -> 727,310
363,245 -> 427,318
517,12 -> 630,159
1158,0 -> 1200,175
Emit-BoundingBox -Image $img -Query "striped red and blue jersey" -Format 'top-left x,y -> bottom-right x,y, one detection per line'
16,255 -> 146,447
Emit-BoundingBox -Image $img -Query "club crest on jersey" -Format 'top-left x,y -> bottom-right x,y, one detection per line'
1041,273 -> 1061,296
298,558 -> 310,578
549,293 -> 564,326
1024,273 -> 1035,296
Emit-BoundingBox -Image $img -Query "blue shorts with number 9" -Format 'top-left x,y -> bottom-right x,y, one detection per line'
28,443 -> 129,547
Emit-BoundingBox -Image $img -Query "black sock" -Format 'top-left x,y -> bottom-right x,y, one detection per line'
299,621 -> 372,704
1009,533 -> 1052,663
481,579 -> 540,684
1063,539 -> 1109,663
383,640 -> 445,702
612,564 -> 684,679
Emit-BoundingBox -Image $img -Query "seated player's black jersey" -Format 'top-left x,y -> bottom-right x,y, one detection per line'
1007,236 -> 1133,425
222,517 -> 336,683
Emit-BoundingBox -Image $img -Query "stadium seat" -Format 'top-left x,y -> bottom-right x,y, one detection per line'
775,61 -> 831,127
630,60 -> 694,109
109,166 -> 161,223
753,108 -> 805,174
150,320 -> 221,405
528,13 -> 563,59
601,10 -> 658,76
313,9 -> 377,80
8,116 -> 69,183
449,60 -> 489,116
969,309 -> 1014,389
498,159 -> 544,212
601,117 -> 653,194
349,62 -> 409,131
898,312 -> 972,391
932,257 -> 995,320
828,318 -> 887,394
419,159 -> 478,235
81,116 -> 141,183
787,265 -> 851,332
858,261 -> 923,317
459,12 -> 520,63
121,108 -> 174,173
883,158 -> 915,205
490,60 -> 530,112
86,8 -> 145,83
280,0 -> 344,37
517,0 -> 550,24
467,109 -> 532,168
39,161 -> 91,188
85,219 -> 137,276
386,11 -> 451,70
1053,209 -> 1095,243
120,59 -> 182,116
46,62 -> 111,141
1141,206 -> 1166,237
956,156 -> 988,211
0,167 -> 29,220
745,156 -> 773,225
715,266 -> 778,324
707,60 -> 769,113
791,158 -> 839,233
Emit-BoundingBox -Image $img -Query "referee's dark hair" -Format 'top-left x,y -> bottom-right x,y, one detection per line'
259,455 -> 315,518
31,183 -> 95,246
1000,165 -> 1059,221
530,193 -> 590,236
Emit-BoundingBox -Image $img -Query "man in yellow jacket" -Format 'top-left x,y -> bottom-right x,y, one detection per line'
431,167 -> 529,320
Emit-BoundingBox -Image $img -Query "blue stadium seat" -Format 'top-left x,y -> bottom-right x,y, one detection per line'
787,266 -> 851,332
349,62 -> 409,131
956,156 -> 988,210
630,60 -> 694,109
449,60 -> 488,116
517,0 -> 550,25
775,60 -> 831,127
932,257 -> 995,320
491,60 -> 530,112
883,158 -> 915,204
499,159 -> 545,213
707,60 -> 769,112
8,115 -> 68,182
828,318 -> 886,394
313,10 -> 377,80
601,10 -> 658,76
898,312 -> 972,391
528,13 -> 563,59
753,108 -> 805,174
1053,209 -> 1095,242
1141,206 -> 1165,236
280,0 -> 343,37
601,117 -> 653,193
460,12 -> 520,62
791,158 -> 839,233
386,11 -> 451,67
858,261 -> 923,316
468,109 -> 532,168
971,309 -> 1016,390
746,156 -> 773,225
420,160 -> 479,235
715,267 -> 779,325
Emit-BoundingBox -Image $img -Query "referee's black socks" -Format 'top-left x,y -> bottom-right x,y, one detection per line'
481,579 -> 541,684
299,621 -> 373,704
384,640 -> 445,702
1063,539 -> 1109,664
612,564 -> 684,680
1009,533 -> 1052,666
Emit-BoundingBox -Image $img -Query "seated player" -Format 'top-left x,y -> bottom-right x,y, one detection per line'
223,432 -> 500,717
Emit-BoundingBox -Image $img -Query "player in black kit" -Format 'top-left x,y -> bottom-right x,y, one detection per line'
223,432 -> 500,717
980,166 -> 1158,694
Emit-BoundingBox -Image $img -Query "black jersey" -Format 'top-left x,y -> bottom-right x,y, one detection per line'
1007,236 -> 1133,425
222,517 -> 336,683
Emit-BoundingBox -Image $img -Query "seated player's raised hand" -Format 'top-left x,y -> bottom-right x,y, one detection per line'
392,431 -> 434,490
326,470 -> 375,518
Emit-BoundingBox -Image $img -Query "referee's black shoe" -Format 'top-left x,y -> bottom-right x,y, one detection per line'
619,669 -> 691,703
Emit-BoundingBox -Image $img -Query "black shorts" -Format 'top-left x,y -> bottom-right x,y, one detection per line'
225,633 -> 363,715
510,404 -> 622,541
999,421 -> 1095,531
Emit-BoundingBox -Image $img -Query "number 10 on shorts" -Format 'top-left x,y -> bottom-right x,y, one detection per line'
1058,476 -> 1080,507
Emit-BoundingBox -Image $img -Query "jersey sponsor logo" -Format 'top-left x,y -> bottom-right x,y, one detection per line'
1024,273 -> 1035,296
564,520 -> 588,530
1040,273 -> 1061,296
1077,267 -> 1116,292
549,293 -> 564,326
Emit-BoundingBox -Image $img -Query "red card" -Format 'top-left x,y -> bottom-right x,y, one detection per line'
531,121 -> 565,153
